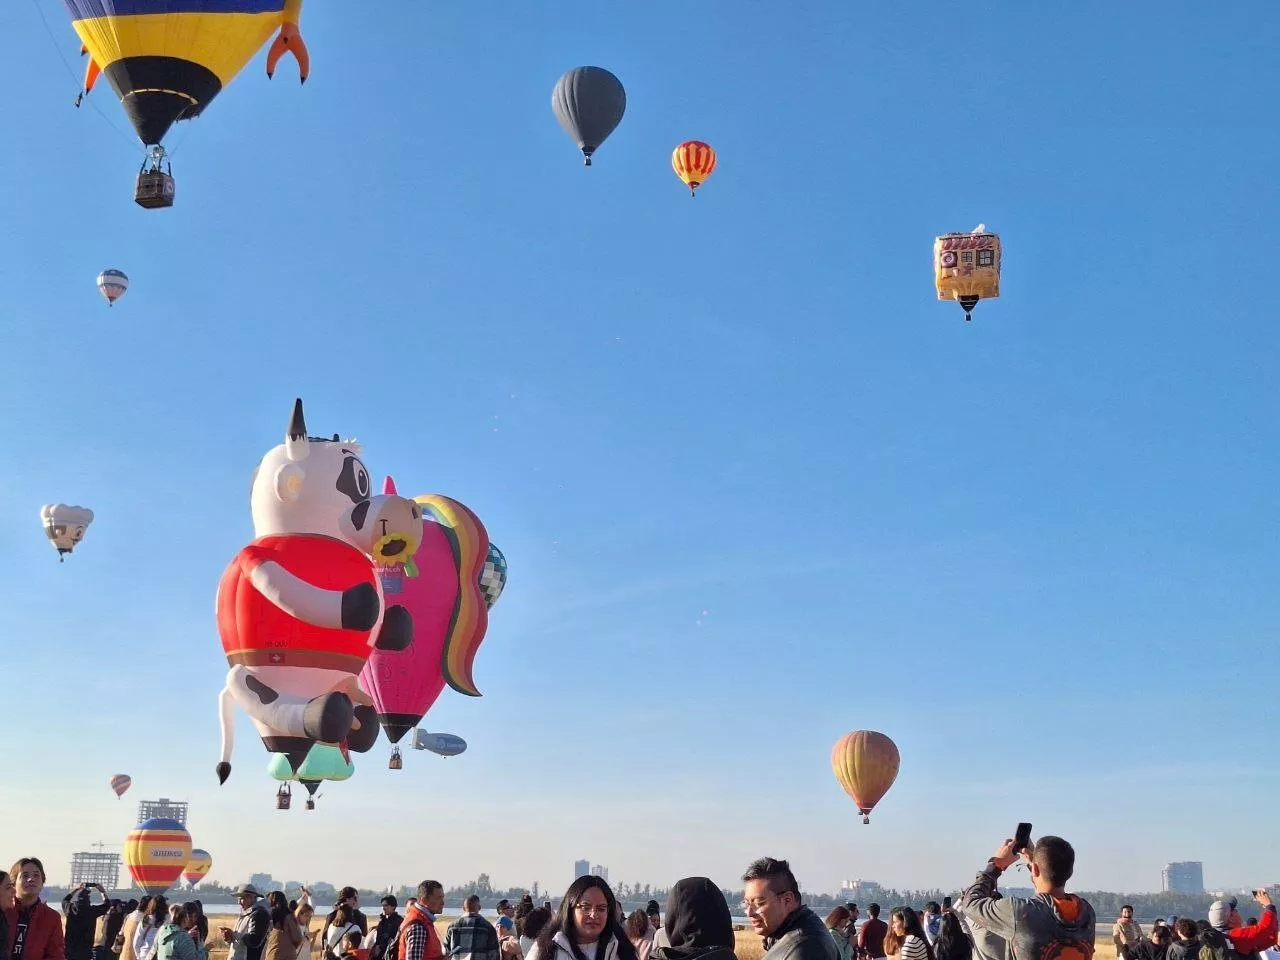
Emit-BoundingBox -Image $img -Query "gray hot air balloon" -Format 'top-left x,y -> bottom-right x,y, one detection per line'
551,66 -> 626,166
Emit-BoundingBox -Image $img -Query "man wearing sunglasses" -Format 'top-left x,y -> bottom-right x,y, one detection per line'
741,858 -> 836,960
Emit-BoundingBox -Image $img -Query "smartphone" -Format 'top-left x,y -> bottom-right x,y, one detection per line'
943,897 -> 952,911
1012,822 -> 1033,853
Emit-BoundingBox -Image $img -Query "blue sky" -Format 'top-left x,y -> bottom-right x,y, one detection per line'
1,1 -> 1278,897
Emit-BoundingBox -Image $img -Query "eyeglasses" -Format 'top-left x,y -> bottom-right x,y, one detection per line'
741,895 -> 783,913
574,904 -> 610,917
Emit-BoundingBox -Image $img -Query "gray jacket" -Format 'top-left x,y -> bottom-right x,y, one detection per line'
957,863 -> 1096,960
762,906 -> 838,960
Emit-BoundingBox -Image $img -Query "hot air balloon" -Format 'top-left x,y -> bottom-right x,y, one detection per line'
182,850 -> 212,888
551,66 -> 626,166
268,744 -> 351,810
478,543 -> 507,610
64,0 -> 309,208
672,141 -> 717,198
41,504 -> 94,561
109,774 -> 132,798
934,225 -> 1002,321
124,818 -> 192,896
416,494 -> 493,698
831,730 -> 900,824
97,270 -> 128,306
411,729 -> 467,758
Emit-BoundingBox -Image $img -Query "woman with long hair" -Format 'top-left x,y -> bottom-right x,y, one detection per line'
266,892 -> 305,960
625,912 -> 652,960
825,907 -> 854,960
154,904 -> 199,960
134,897 -> 170,960
295,899 -> 317,960
932,913 -> 970,960
181,904 -> 209,960
889,908 -> 933,960
527,877 -> 637,960
519,908 -> 551,958
0,870 -> 15,957
323,907 -> 361,960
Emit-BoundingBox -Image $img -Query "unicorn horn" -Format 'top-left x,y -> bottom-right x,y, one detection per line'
383,475 -> 398,495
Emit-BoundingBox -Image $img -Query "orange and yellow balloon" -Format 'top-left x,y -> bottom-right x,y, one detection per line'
672,140 -> 717,198
182,849 -> 213,888
831,730 -> 900,824
125,818 -> 192,896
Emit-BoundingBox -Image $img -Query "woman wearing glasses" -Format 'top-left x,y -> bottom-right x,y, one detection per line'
526,877 -> 637,960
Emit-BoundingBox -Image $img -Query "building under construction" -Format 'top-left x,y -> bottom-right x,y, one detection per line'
69,851 -> 121,889
136,798 -> 188,826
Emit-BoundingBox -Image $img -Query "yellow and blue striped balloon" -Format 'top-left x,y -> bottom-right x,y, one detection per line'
124,817 -> 192,895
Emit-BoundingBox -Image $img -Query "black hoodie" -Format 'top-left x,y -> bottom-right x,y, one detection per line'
62,891 -> 110,960
652,878 -> 736,960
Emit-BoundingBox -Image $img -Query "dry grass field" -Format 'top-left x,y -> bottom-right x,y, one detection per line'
200,916 -> 1120,960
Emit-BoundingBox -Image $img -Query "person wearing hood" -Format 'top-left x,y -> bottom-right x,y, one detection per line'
4,858 -> 65,960
651,877 -> 735,960
63,885 -> 113,960
1206,893 -> 1276,958
740,858 -> 835,960
526,876 -> 637,960
955,835 -> 1095,960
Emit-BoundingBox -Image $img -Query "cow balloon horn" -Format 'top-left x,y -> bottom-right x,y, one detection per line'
285,398 -> 310,461
383,475 -> 398,495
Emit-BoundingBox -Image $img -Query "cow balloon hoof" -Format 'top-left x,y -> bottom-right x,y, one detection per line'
347,705 -> 380,753
216,762 -> 231,785
340,582 -> 379,631
303,692 -> 353,743
374,604 -> 412,651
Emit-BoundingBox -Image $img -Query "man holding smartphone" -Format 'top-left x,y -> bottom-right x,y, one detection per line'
62,884 -> 112,960
955,833 -> 1096,960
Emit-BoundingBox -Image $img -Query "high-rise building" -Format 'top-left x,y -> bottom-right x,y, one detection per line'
592,864 -> 609,883
574,860 -> 590,879
1162,862 -> 1204,894
69,851 -> 121,889
839,880 -> 882,901
136,798 -> 188,827
250,873 -> 274,891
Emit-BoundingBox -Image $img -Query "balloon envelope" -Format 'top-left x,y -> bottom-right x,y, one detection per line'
124,818 -> 192,895
109,774 -> 131,798
478,542 -> 507,610
41,503 -> 94,556
97,269 -> 128,305
831,730 -> 900,822
412,730 -> 466,757
551,66 -> 626,165
672,140 -> 717,195
182,850 -> 212,887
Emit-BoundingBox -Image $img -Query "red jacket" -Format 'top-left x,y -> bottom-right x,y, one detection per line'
4,900 -> 66,960
1227,905 -> 1277,955
398,904 -> 442,960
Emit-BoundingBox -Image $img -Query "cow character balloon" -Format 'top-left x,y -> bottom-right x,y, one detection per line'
214,398 -> 424,785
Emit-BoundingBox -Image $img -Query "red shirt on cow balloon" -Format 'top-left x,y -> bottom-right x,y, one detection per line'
215,398 -> 424,785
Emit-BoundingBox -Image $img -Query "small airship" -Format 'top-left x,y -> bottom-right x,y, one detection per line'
411,730 -> 467,758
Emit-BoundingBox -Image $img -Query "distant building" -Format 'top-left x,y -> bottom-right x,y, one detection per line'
1162,862 -> 1204,894
136,798 -> 188,826
250,873 -> 274,891
592,865 -> 609,883
69,851 -> 120,889
574,860 -> 590,879
839,880 -> 881,901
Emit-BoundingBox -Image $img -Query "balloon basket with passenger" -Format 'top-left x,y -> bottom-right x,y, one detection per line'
135,146 -> 175,210
275,783 -> 291,810
388,746 -> 403,770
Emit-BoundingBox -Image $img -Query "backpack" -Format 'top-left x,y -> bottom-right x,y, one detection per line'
1197,923 -> 1256,960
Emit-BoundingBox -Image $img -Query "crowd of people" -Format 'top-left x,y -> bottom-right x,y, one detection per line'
1,837 -> 1277,960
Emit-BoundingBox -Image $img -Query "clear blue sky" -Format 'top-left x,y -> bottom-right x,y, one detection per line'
1,1 -> 1277,897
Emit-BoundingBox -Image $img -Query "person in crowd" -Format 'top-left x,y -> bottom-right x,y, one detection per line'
323,906 -> 363,960
1164,919 -> 1199,960
265,892 -> 304,960
133,898 -> 169,960
1115,906 -> 1144,959
740,857 -> 834,960
1,870 -> 15,959
340,932 -> 367,960
63,884 -> 112,960
518,910 -> 550,959
858,906 -> 888,960
371,898 -> 403,960
1207,892 -> 1276,957
154,905 -> 198,960
120,901 -> 148,960
94,900 -> 128,960
888,909 -> 931,960
218,886 -> 269,960
931,913 -> 969,960
526,876 -> 636,960
323,893 -> 369,953
179,904 -> 208,960
646,905 -> 662,940
494,903 -> 516,947
294,897 -> 316,960
955,834 -> 1095,960
400,882 -> 445,960
921,906 -> 941,949
443,895 -> 500,960
650,876 -> 735,960
626,913 -> 652,960
5,858 -> 65,960
824,908 -> 853,960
